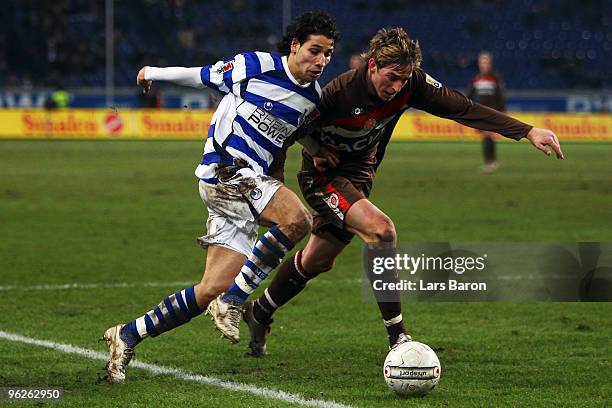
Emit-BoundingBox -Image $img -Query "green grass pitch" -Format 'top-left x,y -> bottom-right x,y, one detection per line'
1,139 -> 611,407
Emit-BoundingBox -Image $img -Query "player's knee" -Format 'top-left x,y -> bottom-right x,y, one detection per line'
369,217 -> 396,243
377,219 -> 396,243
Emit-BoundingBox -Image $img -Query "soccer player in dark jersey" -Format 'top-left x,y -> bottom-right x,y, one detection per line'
467,51 -> 507,172
214,28 -> 563,355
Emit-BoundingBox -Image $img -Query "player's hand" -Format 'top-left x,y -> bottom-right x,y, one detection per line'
526,127 -> 564,159
312,145 -> 339,171
137,66 -> 152,94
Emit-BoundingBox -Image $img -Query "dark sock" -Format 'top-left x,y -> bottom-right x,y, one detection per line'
377,302 -> 406,345
253,251 -> 312,324
366,242 -> 407,345
483,137 -> 496,163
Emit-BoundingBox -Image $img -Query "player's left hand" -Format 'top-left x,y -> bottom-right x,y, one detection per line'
137,66 -> 152,94
526,127 -> 564,159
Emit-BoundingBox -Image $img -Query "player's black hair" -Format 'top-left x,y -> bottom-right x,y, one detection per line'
277,11 -> 339,54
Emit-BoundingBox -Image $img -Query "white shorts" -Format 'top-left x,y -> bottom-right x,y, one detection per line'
197,165 -> 282,257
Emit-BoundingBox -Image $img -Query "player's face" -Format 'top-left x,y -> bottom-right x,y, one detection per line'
368,60 -> 412,101
478,55 -> 492,74
290,35 -> 334,84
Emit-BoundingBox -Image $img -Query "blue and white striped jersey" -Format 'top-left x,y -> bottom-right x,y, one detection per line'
194,52 -> 322,181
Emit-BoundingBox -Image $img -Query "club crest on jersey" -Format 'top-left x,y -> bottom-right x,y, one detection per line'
364,118 -> 376,130
250,188 -> 262,200
264,101 -> 274,111
426,74 -> 442,89
328,193 -> 339,208
217,60 -> 235,74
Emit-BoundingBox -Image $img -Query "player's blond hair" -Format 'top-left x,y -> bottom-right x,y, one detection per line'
362,27 -> 422,69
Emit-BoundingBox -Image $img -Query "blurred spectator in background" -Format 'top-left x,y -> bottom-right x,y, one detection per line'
349,52 -> 365,70
2,1 -> 610,91
467,51 -> 506,172
44,83 -> 71,109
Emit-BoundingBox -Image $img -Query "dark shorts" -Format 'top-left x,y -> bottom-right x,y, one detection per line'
297,169 -> 373,244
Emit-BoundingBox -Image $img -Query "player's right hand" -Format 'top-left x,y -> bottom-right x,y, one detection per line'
526,127 -> 564,159
137,66 -> 152,94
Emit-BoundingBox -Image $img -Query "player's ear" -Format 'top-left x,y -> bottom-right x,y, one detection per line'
290,38 -> 301,54
367,58 -> 378,73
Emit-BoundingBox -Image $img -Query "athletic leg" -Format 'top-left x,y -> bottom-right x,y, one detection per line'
482,131 -> 497,172
209,184 -> 312,343
221,185 -> 312,304
252,231 -> 346,324
102,245 -> 245,382
103,174 -> 256,381
251,198 -> 406,350
343,198 -> 408,346
240,231 -> 345,356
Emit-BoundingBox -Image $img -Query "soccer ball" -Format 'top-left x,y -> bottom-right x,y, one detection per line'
383,341 -> 441,396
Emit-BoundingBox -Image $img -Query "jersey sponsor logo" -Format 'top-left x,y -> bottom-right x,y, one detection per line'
217,60 -> 235,74
247,106 -> 291,147
426,74 -> 442,89
320,129 -> 382,152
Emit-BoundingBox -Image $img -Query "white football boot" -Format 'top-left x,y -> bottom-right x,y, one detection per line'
101,324 -> 134,382
389,333 -> 413,350
206,294 -> 242,343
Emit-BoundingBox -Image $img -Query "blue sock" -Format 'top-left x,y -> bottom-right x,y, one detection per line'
119,286 -> 203,348
222,226 -> 294,304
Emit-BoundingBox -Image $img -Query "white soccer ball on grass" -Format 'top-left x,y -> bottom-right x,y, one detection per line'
383,341 -> 441,396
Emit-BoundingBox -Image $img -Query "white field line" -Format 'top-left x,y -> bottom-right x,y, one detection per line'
0,279 -> 357,292
0,281 -> 195,291
0,330 -> 352,408
0,273 -> 580,292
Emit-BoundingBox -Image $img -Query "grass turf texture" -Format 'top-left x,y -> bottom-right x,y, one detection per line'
1,140 -> 611,407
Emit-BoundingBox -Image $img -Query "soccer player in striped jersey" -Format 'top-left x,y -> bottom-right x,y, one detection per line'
101,11 -> 338,382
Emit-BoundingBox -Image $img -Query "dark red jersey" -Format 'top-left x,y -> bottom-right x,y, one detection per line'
467,72 -> 506,112
294,64 -> 531,182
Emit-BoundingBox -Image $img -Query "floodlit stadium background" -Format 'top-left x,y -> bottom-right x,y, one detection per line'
1,1 -> 611,407
1,0 -> 610,139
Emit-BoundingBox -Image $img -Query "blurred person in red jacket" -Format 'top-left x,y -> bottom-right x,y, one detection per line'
467,51 -> 506,172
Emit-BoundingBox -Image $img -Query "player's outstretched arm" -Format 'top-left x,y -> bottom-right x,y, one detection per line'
136,65 -> 205,94
526,127 -> 564,159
